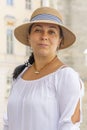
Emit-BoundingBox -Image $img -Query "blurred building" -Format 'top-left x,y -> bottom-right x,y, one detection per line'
0,0 -> 87,130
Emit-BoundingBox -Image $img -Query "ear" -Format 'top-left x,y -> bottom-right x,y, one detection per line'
58,37 -> 62,46
59,37 -> 62,43
57,37 -> 63,50
58,37 -> 64,49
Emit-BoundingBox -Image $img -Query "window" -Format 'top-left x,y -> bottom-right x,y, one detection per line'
5,76 -> 12,98
7,76 -> 12,85
7,29 -> 14,54
41,0 -> 49,6
25,0 -> 32,9
7,0 -> 13,5
5,15 -> 15,54
41,0 -> 43,6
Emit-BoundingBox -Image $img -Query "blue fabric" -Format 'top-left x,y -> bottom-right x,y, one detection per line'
30,14 -> 63,24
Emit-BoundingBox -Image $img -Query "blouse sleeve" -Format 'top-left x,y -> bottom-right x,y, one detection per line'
3,79 -> 17,130
3,113 -> 8,130
57,68 -> 84,130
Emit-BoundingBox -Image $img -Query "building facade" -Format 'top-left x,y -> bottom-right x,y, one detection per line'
0,0 -> 87,130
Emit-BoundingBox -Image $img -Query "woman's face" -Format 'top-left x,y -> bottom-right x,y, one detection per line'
28,23 -> 62,57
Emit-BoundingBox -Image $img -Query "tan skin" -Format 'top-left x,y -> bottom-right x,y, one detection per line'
22,23 -> 80,124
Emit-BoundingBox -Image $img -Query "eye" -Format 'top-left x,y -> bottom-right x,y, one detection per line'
49,30 -> 56,35
34,28 -> 42,33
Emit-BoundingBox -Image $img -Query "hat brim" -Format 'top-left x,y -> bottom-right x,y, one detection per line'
14,20 -> 76,49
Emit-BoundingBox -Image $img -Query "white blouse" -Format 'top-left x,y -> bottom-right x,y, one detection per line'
3,66 -> 84,130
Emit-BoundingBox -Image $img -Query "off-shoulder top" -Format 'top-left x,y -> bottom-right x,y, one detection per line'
3,66 -> 84,130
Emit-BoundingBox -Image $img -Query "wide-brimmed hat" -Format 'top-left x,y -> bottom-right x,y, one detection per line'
14,7 -> 76,49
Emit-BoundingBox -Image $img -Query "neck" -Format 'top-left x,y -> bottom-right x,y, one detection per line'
33,55 -> 57,74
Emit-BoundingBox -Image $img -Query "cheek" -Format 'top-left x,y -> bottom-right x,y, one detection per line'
28,35 -> 37,46
31,34 -> 39,42
50,38 -> 61,52
51,38 -> 60,47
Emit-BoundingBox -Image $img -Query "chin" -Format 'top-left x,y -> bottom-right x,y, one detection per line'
38,51 -> 49,57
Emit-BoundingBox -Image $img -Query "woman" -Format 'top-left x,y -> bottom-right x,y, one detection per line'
3,7 -> 84,130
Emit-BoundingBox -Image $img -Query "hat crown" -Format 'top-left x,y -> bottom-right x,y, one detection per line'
30,7 -> 63,22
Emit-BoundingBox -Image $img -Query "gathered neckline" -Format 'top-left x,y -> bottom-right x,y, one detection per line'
19,64 -> 67,83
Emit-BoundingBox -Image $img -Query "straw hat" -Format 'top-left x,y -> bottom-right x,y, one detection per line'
14,7 -> 76,49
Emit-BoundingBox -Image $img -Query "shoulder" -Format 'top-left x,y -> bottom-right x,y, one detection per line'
56,66 -> 79,80
61,66 -> 77,73
55,66 -> 81,91
61,67 -> 80,82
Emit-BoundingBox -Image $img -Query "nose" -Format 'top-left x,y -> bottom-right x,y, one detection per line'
41,31 -> 48,40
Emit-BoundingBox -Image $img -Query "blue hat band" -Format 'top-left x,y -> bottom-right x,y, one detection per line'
30,14 -> 63,24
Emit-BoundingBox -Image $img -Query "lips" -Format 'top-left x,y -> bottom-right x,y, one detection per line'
38,43 -> 48,47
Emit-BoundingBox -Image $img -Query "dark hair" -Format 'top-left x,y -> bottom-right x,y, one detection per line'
59,26 -> 64,49
28,24 -> 34,34
13,24 -> 35,80
13,53 -> 34,80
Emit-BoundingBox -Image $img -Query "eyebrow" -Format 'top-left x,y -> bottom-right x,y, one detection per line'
33,24 -> 42,28
49,25 -> 58,30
